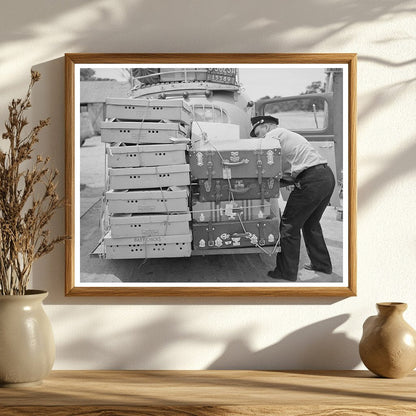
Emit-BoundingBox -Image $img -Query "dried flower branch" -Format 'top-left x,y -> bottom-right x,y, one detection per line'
0,71 -> 66,295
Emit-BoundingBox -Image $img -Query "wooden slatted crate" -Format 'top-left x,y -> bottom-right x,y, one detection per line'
104,232 -> 192,259
101,121 -> 189,145
107,143 -> 187,168
105,98 -> 192,125
109,213 -> 191,238
106,188 -> 189,214
108,164 -> 190,190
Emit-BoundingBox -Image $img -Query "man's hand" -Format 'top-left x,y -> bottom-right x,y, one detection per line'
280,175 -> 295,187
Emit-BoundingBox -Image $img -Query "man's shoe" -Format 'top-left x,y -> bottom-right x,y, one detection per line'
304,264 -> 332,274
268,270 -> 297,282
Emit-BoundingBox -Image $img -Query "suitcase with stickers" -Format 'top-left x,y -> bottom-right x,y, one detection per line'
196,177 -> 280,202
189,138 -> 282,180
192,199 -> 277,223
192,218 -> 280,250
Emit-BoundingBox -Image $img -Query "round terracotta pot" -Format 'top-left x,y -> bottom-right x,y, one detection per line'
359,302 -> 416,378
0,290 -> 55,387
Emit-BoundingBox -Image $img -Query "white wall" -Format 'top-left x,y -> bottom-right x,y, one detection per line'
1,0 -> 415,370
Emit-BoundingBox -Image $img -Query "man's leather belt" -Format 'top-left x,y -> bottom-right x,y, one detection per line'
296,163 -> 327,181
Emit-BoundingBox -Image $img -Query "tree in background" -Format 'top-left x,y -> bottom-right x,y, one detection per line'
257,80 -> 327,114
300,81 -> 326,111
301,81 -> 325,95
80,68 -> 124,82
80,68 -> 96,81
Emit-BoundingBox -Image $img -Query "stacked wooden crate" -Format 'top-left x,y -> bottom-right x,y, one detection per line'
188,136 -> 282,252
100,98 -> 193,259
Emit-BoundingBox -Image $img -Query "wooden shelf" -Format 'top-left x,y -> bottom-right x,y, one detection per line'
1,370 -> 415,415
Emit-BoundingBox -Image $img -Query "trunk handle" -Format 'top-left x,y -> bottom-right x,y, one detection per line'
228,186 -> 251,194
222,159 -> 249,166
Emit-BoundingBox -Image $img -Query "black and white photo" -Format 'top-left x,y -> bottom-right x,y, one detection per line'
65,54 -> 356,296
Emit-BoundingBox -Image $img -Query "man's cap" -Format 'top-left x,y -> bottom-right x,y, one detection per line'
250,115 -> 279,137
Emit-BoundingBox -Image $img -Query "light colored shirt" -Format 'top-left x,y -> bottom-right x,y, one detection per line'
265,127 -> 327,179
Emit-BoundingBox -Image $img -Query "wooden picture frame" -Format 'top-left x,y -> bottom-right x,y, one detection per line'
65,53 -> 356,296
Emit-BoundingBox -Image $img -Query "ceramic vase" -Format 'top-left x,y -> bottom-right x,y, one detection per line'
0,290 -> 55,387
359,302 -> 416,378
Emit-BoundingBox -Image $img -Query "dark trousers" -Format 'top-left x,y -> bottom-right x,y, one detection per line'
274,164 -> 336,281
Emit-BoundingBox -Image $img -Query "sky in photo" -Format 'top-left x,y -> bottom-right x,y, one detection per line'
239,68 -> 326,100
92,67 -> 327,100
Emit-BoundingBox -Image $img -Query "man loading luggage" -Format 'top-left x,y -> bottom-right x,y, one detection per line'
250,115 -> 336,282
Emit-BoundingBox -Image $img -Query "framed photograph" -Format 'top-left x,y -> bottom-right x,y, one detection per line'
65,53 -> 356,296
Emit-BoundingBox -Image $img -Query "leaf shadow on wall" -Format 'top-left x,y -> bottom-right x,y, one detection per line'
0,0 -> 413,51
52,309 -> 220,369
355,55 -> 416,210
207,314 -> 360,370
358,138 -> 416,210
52,307 -> 359,370
0,0 -> 414,98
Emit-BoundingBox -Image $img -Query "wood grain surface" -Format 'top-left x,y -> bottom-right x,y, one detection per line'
1,370 -> 415,415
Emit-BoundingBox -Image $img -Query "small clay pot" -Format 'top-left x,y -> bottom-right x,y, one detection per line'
359,302 -> 416,378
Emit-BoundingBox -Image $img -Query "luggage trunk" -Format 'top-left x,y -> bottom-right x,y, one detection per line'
105,98 -> 192,125
196,177 -> 280,202
101,121 -> 189,145
189,138 -> 282,180
104,232 -> 192,259
106,188 -> 189,214
192,199 -> 277,223
109,213 -> 191,238
192,218 -> 279,250
107,144 -> 187,168
108,164 -> 190,190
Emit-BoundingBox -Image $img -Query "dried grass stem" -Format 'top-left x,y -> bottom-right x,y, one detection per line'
0,71 -> 65,295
